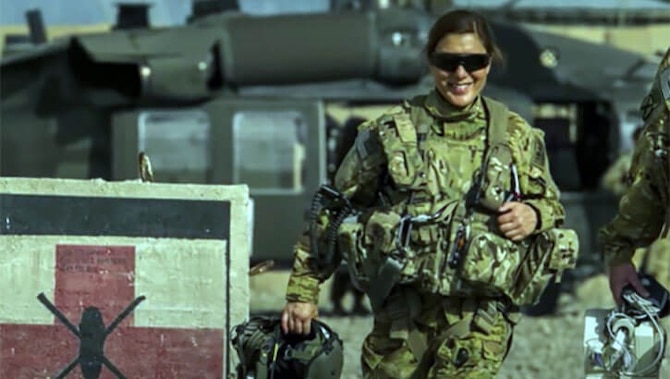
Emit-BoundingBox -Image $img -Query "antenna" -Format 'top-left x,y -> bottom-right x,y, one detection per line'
25,9 -> 47,45
113,3 -> 152,30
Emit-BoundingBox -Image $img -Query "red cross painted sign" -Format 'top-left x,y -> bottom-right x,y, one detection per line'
0,242 -> 226,378
0,185 -> 241,379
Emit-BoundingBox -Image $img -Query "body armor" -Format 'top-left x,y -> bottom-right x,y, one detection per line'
335,95 -> 578,309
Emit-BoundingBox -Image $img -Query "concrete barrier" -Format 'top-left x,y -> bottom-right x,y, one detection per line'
0,177 -> 250,378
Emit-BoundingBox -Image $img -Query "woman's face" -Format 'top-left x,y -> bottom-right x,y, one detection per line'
429,32 -> 491,108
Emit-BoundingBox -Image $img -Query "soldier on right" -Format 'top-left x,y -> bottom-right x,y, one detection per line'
600,125 -> 643,198
599,47 -> 670,305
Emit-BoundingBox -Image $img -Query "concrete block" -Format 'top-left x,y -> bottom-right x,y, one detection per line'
0,177 -> 250,379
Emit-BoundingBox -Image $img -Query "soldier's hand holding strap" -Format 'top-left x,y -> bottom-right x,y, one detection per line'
281,302 -> 318,336
497,201 -> 538,241
608,262 -> 649,306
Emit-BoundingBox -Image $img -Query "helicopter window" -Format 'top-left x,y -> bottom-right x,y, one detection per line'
533,103 -> 580,190
137,110 -> 210,183
534,102 -> 616,191
232,111 -> 307,195
534,103 -> 577,148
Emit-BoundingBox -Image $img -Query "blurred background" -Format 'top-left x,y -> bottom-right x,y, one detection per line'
1,1 -> 669,377
2,0 -> 668,55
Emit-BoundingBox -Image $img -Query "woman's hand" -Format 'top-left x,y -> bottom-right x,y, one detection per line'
497,202 -> 538,241
281,302 -> 319,335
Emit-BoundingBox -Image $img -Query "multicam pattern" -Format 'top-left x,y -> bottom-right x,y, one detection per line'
286,91 -> 565,304
284,90 -> 567,378
600,48 -> 670,266
361,290 -> 512,379
600,152 -> 634,197
458,228 -> 522,294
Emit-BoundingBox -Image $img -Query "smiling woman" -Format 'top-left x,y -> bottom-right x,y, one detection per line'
424,10 -> 504,108
281,8 -> 576,379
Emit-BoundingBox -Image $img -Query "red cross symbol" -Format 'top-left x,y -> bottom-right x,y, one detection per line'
0,245 -> 224,378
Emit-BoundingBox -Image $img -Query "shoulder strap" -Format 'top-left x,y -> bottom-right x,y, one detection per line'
482,96 -> 510,147
405,96 -> 432,141
479,96 -> 521,204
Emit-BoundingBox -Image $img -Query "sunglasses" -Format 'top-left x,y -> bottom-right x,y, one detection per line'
429,53 -> 490,72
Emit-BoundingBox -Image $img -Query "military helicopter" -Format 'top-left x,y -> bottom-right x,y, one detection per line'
0,0 -> 656,306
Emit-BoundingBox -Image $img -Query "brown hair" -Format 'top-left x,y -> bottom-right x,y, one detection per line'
424,9 -> 503,65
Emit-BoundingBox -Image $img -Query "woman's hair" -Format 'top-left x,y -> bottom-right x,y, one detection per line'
424,9 -> 503,65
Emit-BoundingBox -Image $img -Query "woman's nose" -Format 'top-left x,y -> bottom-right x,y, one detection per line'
454,65 -> 468,77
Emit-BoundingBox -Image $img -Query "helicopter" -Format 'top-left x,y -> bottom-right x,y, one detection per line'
0,1 -> 658,315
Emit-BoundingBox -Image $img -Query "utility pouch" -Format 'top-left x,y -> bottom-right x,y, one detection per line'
478,144 -> 514,211
337,218 -> 367,290
378,112 -> 425,190
509,228 -> 579,306
337,209 -> 404,294
456,228 -> 523,297
364,210 -> 402,255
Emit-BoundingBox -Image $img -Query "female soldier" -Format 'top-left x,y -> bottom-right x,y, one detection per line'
281,9 -> 568,378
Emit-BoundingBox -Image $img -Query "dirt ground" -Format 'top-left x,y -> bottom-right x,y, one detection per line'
248,271 -> 670,379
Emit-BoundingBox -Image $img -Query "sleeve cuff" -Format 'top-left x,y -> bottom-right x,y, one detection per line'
285,274 -> 321,304
604,249 -> 635,267
523,201 -> 544,233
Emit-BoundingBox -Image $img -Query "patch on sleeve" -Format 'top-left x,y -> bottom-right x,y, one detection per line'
355,128 -> 374,159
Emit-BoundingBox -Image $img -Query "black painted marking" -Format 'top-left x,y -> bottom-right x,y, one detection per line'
640,94 -> 655,121
37,293 -> 146,379
0,194 -> 230,239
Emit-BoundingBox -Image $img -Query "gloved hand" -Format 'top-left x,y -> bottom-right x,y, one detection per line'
281,301 -> 318,336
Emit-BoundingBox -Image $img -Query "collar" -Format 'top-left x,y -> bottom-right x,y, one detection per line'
423,89 -> 483,122
421,90 -> 486,139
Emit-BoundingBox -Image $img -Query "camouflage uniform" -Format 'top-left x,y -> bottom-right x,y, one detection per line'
329,116 -> 371,316
601,151 -> 634,198
600,48 -> 670,311
286,90 -> 565,378
599,49 -> 670,270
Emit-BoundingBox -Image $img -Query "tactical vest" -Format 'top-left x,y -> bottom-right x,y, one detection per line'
337,96 -> 578,310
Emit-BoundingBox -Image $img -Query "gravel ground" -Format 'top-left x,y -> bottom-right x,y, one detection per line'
249,271 -> 670,379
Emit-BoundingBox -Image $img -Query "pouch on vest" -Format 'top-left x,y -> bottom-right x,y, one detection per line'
478,144 -> 514,211
456,227 -> 524,297
378,113 -> 425,190
337,217 -> 367,291
508,228 -> 579,306
337,209 -> 404,294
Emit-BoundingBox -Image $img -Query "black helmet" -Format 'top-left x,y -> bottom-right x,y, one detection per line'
231,315 -> 344,379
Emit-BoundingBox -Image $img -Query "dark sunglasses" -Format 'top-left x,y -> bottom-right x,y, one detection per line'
429,53 -> 490,72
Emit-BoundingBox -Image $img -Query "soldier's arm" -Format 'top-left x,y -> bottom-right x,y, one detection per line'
285,120 -> 386,304
599,125 -> 669,266
514,116 -> 566,232
600,154 -> 632,197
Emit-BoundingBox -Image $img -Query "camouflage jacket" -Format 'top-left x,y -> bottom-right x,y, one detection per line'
286,91 -> 565,304
600,152 -> 633,198
599,48 -> 670,266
